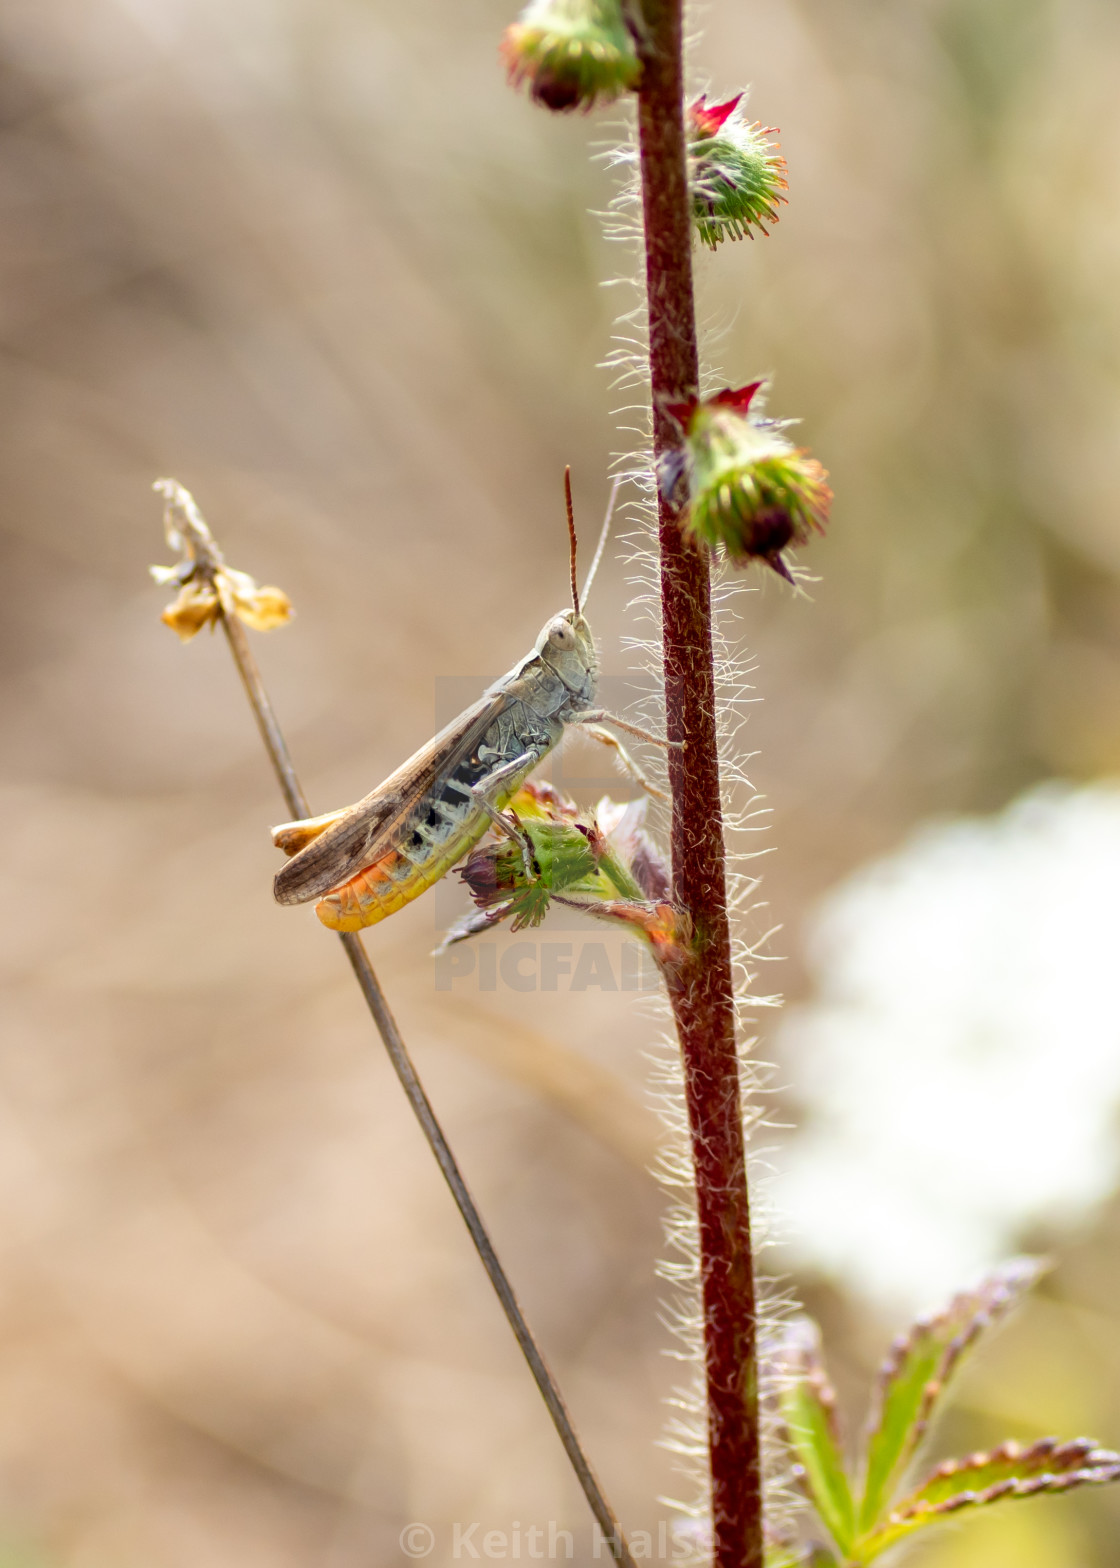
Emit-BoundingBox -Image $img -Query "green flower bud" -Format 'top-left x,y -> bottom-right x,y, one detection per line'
460,814 -> 598,932
664,385 -> 831,580
447,786 -> 687,967
501,0 -> 641,113
688,94 -> 788,249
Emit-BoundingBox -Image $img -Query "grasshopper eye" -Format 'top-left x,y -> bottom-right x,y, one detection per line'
548,619 -> 576,651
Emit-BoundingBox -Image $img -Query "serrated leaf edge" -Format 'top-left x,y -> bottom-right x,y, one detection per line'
859,1257 -> 1045,1529
855,1437 -> 1120,1557
906,1260 -> 1047,1458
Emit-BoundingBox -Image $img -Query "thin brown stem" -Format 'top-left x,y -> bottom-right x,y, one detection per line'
155,483 -> 637,1568
634,5 -> 762,1565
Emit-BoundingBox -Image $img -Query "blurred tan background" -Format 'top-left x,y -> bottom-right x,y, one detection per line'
2,0 -> 1120,1564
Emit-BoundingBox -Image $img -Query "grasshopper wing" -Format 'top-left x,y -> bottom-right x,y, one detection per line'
272,693 -> 512,905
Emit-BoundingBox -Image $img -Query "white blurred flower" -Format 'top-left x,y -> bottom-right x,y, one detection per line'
773,782 -> 1120,1311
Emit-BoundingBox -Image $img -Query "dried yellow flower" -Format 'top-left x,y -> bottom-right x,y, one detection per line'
150,480 -> 292,641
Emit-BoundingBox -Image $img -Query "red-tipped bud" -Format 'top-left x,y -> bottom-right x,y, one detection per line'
687,92 -> 788,249
664,385 -> 831,579
689,92 -> 743,137
501,0 -> 641,113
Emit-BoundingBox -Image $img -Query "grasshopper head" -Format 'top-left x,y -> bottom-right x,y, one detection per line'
537,608 -> 597,705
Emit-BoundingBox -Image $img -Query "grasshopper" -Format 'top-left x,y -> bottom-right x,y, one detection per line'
272,474 -> 672,932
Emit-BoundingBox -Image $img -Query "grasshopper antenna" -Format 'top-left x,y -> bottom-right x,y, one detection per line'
564,465 -> 580,615
579,474 -> 620,612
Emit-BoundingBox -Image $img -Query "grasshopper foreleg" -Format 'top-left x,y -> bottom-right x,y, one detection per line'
570,710 -> 684,750
580,724 -> 669,802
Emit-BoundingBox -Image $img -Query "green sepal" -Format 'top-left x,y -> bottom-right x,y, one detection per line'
521,818 -> 598,891
588,840 -> 645,902
479,818 -> 599,930
504,878 -> 555,931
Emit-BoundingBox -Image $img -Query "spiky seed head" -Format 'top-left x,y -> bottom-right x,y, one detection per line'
687,93 -> 788,249
501,0 -> 641,113
668,385 -> 831,580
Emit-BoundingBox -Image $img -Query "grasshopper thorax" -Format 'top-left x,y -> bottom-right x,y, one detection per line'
535,608 -> 597,707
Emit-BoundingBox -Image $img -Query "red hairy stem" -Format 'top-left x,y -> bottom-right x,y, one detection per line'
635,3 -> 762,1564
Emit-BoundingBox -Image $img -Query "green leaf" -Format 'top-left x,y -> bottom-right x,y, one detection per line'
764,1545 -> 838,1568
777,1318 -> 857,1554
857,1256 -> 1045,1533
855,1437 -> 1120,1559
